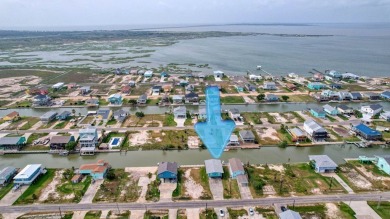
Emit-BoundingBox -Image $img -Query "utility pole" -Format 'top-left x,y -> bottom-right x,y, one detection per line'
206,202 -> 208,217
59,207 -> 63,218
293,199 -> 295,210
377,196 -> 382,209
116,202 -> 120,214
279,179 -> 284,193
329,177 -> 333,190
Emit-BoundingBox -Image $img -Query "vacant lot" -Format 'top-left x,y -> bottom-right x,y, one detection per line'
222,166 -> 241,199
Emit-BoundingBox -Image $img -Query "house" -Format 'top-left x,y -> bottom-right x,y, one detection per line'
160,71 -> 169,77
173,106 -> 187,119
198,107 -> 207,120
13,164 -> 45,185
381,91 -> 390,100
328,70 -> 342,78
228,158 -> 248,186
33,94 -> 51,106
172,95 -> 183,104
185,84 -> 195,92
113,109 -> 128,123
360,104 -> 383,118
130,69 -> 138,75
352,123 -> 382,140
50,135 -> 75,150
288,73 -> 299,78
213,70 -> 224,79
80,86 -> 91,95
363,92 -> 381,100
79,160 -> 110,180
52,82 -> 64,90
0,136 -> 26,150
163,84 -> 172,92
179,80 -> 189,87
337,91 -> 352,101
307,82 -> 326,90
248,74 -> 262,81
309,155 -> 338,173
137,94 -> 148,104
40,111 -> 58,123
185,72 -> 193,78
349,92 -> 362,100
86,98 -> 99,107
129,80 -> 136,87
329,83 -> 342,89
198,73 -> 206,79
121,85 -> 131,94
185,92 -> 199,103
310,108 -> 326,118
96,109 -> 113,122
304,120 -> 328,141
152,85 -> 162,95
245,84 -> 257,92
239,130 -> 255,143
312,73 -> 324,81
138,70 -> 145,75
228,108 -> 240,120
285,83 -> 297,91
312,93 -> 329,102
321,90 -> 339,100
336,105 -> 353,115
342,73 -> 360,80
79,127 -> 99,148
263,82 -> 277,90
56,111 -> 71,120
375,155 -> 390,175
279,210 -> 302,219
229,134 -> 240,146
380,111 -> 390,122
2,111 -> 20,122
157,162 -> 178,181
323,104 -> 338,115
108,93 -> 122,105
144,70 -> 153,78
0,167 -> 17,186
204,159 -> 224,178
289,127 -> 307,142
265,94 -> 279,102
27,86 -> 48,96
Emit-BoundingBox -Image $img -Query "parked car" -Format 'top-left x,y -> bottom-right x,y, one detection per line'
249,208 -> 254,216
281,206 -> 287,212
219,209 -> 225,217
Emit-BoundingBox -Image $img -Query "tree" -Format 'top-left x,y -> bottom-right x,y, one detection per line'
71,109 -> 76,115
129,99 -> 137,106
32,194 -> 37,200
278,140 -> 288,148
257,93 -> 265,101
106,169 -> 116,180
135,111 -> 145,118
281,95 -> 289,102
65,141 -> 77,151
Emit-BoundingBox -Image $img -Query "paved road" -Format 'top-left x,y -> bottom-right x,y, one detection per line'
1,192 -> 389,214
0,120 -> 361,135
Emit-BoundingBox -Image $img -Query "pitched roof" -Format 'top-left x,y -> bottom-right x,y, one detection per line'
323,104 -> 336,112
14,164 -> 42,179
139,94 -> 147,100
382,91 -> 390,97
279,210 -> 302,219
5,111 -> 19,118
97,109 -> 111,119
50,135 -> 73,144
0,166 -> 16,181
304,120 -> 326,133
239,130 -> 255,139
204,159 -> 223,174
185,92 -> 198,98
376,155 -> 390,164
173,106 -> 186,114
0,137 -> 24,145
311,108 -> 325,114
40,111 -> 57,119
79,160 -> 109,173
229,158 -> 244,173
237,174 -> 248,184
354,124 -> 381,136
369,104 -> 383,111
309,155 -> 338,168
58,111 -> 71,117
337,104 -> 352,110
157,162 -> 178,175
290,128 -> 305,137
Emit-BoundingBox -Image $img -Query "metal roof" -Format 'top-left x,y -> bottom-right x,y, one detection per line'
309,155 -> 338,168
304,120 -> 326,133
14,164 -> 42,180
279,210 -> 302,219
205,159 -> 223,174
323,104 -> 336,112
0,137 -> 24,145
0,166 -> 16,180
354,124 -> 381,136
50,136 -> 73,144
239,130 -> 255,139
157,162 -> 178,175
229,158 -> 244,173
40,111 -> 57,119
290,128 -> 305,137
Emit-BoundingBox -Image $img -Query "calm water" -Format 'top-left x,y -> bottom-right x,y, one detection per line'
0,144 -> 389,169
0,102 -> 389,117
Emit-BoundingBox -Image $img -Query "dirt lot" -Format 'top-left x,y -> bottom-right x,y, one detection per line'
184,169 -> 204,199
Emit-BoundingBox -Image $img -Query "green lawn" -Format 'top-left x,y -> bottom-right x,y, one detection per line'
220,96 -> 245,104
145,178 -> 160,202
288,204 -> 326,218
287,95 -> 315,102
56,176 -> 92,203
199,209 -> 218,219
173,169 -> 189,200
337,114 -> 349,121
163,115 -> 177,127
338,202 -> 356,219
14,169 -> 56,205
368,201 -> 390,218
0,183 -> 13,200
53,121 -> 68,129
228,208 -> 247,219
84,211 -> 102,219
222,166 -> 241,199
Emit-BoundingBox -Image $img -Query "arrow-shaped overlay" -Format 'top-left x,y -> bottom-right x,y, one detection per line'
194,86 -> 236,158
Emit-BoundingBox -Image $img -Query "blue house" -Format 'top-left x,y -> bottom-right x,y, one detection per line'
375,155 -> 390,175
157,162 -> 178,181
353,123 -> 382,141
56,111 -> 71,120
79,160 -> 110,180
323,104 -> 338,115
310,108 -> 326,118
309,155 -> 338,173
235,85 -> 244,92
307,82 -> 326,90
381,91 -> 390,100
160,71 -> 169,77
328,70 -> 342,78
205,159 -> 224,178
228,158 -> 245,178
108,93 -> 123,105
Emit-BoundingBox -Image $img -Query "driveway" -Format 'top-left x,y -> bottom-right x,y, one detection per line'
0,185 -> 28,206
186,208 -> 200,219
137,176 -> 155,203
209,178 -> 224,200
238,182 -> 253,200
159,182 -> 177,202
130,210 -> 145,219
72,211 -> 87,219
346,201 -> 381,219
79,179 -> 103,204
169,209 -> 177,219
174,118 -> 185,127
214,207 -> 229,219
322,173 -> 354,194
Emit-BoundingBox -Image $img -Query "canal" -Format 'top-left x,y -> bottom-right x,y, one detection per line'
1,101 -> 389,117
0,144 -> 389,169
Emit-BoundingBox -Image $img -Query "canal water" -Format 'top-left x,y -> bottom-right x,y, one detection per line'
1,101 -> 389,117
1,144 -> 389,169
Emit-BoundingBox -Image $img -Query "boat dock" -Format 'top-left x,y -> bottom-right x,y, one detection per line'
345,141 -> 370,148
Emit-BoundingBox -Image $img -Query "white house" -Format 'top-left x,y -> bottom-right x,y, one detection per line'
263,82 -> 277,90
52,82 -> 64,90
360,104 -> 383,118
173,106 -> 187,119
229,134 -> 240,146
13,164 -> 45,185
248,74 -> 262,81
213,70 -> 224,79
79,127 -> 99,148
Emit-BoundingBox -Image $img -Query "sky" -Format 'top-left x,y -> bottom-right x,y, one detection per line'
1,0 -> 390,30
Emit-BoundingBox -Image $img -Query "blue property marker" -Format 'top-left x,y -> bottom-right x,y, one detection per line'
194,86 -> 235,158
